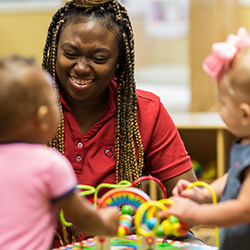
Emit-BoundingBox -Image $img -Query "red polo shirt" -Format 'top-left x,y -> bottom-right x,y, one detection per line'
61,79 -> 192,197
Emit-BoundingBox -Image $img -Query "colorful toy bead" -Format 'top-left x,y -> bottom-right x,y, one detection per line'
117,209 -> 133,237
161,220 -> 173,235
120,214 -> 133,224
161,216 -> 188,237
156,224 -> 164,237
121,205 -> 133,215
168,215 -> 179,224
146,217 -> 158,230
118,224 -> 130,237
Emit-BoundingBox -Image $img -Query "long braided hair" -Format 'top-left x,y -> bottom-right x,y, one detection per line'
42,1 -> 144,245
42,0 -> 144,187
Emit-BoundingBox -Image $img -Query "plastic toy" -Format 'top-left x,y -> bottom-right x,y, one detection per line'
58,177 -> 219,250
52,235 -> 219,250
186,181 -> 219,248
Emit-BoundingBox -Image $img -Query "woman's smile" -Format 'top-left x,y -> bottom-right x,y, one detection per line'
70,76 -> 94,88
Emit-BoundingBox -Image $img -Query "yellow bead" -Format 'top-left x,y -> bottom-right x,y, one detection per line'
161,220 -> 173,235
117,226 -> 127,237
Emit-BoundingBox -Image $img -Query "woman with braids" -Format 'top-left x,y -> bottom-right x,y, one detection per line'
42,0 -> 203,247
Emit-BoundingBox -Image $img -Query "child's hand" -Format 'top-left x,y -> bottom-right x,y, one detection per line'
172,179 -> 208,204
172,179 -> 192,196
167,196 -> 199,226
98,206 -> 120,236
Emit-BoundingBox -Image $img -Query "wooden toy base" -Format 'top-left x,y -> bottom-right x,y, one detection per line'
53,235 -> 218,250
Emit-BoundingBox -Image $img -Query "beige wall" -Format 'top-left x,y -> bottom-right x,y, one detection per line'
0,11 -> 55,65
131,16 -> 189,68
0,5 -> 188,70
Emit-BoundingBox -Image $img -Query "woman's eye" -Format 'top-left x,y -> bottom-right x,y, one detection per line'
64,51 -> 77,58
93,57 -> 107,64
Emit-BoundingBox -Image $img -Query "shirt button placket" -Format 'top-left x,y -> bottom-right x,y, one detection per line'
76,141 -> 83,162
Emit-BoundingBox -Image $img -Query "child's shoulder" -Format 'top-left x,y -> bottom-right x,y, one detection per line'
1,143 -> 67,165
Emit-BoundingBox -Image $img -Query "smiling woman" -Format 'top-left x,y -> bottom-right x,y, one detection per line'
42,0 -> 200,248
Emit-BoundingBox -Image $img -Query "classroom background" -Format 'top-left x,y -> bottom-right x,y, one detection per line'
0,0 -> 250,113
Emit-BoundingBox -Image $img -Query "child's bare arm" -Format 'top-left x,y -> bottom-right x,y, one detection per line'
209,173 -> 228,201
55,191 -> 120,237
168,168 -> 250,227
172,174 -> 228,204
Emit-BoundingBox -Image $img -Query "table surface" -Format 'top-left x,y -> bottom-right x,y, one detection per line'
60,236 -> 219,250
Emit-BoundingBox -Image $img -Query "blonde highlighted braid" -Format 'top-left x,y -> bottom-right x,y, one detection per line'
42,0 -> 144,244
74,0 -> 110,7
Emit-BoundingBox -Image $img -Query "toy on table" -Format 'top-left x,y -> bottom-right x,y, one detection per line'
134,199 -> 188,237
96,185 -> 152,250
57,177 -> 218,250
94,176 -> 189,250
186,181 -> 220,249
52,235 -> 219,250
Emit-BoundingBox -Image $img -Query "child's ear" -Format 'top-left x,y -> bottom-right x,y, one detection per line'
36,105 -> 50,131
239,103 -> 250,126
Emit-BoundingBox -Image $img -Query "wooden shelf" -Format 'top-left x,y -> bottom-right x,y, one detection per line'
171,112 -> 235,179
147,112 -> 235,200
171,112 -> 226,129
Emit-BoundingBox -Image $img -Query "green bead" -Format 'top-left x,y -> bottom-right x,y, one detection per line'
169,215 -> 179,224
121,205 -> 132,215
156,224 -> 164,237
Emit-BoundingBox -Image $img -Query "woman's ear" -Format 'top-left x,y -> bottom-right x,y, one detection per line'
239,103 -> 250,126
36,105 -> 50,131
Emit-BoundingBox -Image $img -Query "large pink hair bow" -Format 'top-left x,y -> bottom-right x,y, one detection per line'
202,27 -> 250,82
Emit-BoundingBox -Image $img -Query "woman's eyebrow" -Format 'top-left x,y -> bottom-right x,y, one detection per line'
62,43 -> 78,50
62,43 -> 110,53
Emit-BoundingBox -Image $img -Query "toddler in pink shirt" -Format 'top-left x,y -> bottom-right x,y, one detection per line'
0,56 -> 119,250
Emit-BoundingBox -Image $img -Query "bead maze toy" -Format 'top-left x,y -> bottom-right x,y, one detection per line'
186,181 -> 219,248
57,177 -> 219,250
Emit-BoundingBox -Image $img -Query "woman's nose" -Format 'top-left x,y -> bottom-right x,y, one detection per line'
74,58 -> 91,73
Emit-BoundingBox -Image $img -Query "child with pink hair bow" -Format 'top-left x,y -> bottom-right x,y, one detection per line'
202,26 -> 250,82
165,27 -> 250,250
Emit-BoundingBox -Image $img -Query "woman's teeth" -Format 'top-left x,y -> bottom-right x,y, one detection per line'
71,76 -> 92,85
